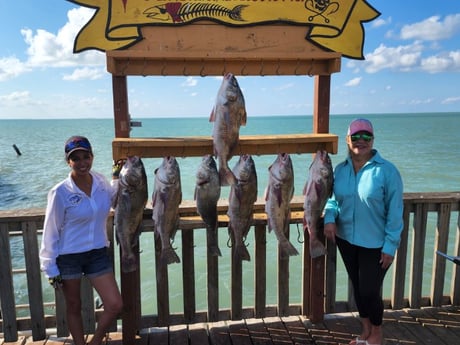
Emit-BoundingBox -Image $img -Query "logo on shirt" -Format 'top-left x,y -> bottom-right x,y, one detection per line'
68,194 -> 83,205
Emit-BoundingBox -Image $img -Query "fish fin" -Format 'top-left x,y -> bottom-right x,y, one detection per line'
235,244 -> 251,262
209,108 -> 216,122
241,109 -> 247,126
121,255 -> 138,273
220,166 -> 237,186
161,247 -> 181,265
279,239 -> 299,259
309,239 -> 327,258
209,245 -> 222,257
263,186 -> 269,201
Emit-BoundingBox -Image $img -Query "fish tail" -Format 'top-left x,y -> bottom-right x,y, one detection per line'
279,239 -> 299,259
309,238 -> 326,258
219,166 -> 237,186
235,243 -> 251,261
121,254 -> 138,273
161,247 -> 181,265
229,5 -> 247,21
207,226 -> 222,257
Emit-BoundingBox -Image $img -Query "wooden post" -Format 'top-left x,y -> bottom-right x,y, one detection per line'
112,75 -> 130,139
309,74 -> 331,323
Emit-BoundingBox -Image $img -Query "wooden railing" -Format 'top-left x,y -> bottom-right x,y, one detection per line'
1,192 -> 459,342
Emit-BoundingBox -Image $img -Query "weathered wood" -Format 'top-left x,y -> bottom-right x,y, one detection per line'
1,192 -> 460,341
182,230 -> 196,322
207,235 -> 220,322
0,223 -> 18,342
106,24 -> 341,77
392,203 -> 411,309
112,134 -> 339,160
277,227 -> 290,317
410,203 -> 429,308
432,203 -> 452,306
22,221 -> 46,340
254,224 -> 266,319
452,212 -> 460,305
112,75 -> 130,138
155,234 -> 170,326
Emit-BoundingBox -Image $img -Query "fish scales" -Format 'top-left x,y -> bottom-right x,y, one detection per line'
194,155 -> 222,256
115,156 -> 148,273
152,156 -> 182,265
210,73 -> 247,186
265,153 -> 299,259
303,150 -> 333,258
228,154 -> 258,261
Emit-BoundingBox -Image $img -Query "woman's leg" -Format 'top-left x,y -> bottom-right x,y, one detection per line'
62,278 -> 86,345
88,272 -> 123,345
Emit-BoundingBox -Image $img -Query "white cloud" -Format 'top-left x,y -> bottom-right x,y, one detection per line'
63,67 -> 106,81
420,51 -> 460,73
400,14 -> 460,41
344,77 -> 362,87
181,77 -> 198,87
21,7 -> 104,68
0,57 -> 31,81
372,16 -> 391,28
363,42 -> 423,73
0,91 -> 30,102
441,96 -> 460,104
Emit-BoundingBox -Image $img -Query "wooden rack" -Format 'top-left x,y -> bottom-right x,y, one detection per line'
107,23 -> 342,343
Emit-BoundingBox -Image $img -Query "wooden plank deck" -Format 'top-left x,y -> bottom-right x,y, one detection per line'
2,306 -> 459,345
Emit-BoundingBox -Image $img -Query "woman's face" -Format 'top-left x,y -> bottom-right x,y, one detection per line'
68,150 -> 93,176
346,131 -> 374,157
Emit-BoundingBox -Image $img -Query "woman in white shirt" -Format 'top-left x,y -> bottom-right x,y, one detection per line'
40,136 -> 123,345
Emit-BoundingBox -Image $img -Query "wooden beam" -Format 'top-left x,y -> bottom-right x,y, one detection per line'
106,24 -> 341,77
112,133 -> 338,160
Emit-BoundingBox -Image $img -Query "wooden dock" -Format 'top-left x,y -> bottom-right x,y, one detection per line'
2,306 -> 459,345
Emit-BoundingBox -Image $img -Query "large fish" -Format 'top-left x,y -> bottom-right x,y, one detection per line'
115,156 -> 148,273
264,153 -> 299,259
228,154 -> 257,261
303,150 -> 333,258
210,73 -> 247,186
152,156 -> 182,265
194,155 -> 222,256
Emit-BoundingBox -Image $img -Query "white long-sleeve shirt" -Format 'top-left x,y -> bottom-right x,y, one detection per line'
39,171 -> 118,278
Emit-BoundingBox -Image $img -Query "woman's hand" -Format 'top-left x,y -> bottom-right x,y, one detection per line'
380,253 -> 394,269
324,222 -> 337,243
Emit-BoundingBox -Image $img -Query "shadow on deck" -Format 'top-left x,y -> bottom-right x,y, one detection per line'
3,306 -> 459,345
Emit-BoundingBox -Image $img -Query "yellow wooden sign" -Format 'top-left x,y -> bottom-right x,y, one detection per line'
70,0 -> 380,59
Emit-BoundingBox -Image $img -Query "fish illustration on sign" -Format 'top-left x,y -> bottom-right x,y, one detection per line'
144,2 -> 247,23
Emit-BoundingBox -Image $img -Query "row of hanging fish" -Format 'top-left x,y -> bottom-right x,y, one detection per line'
113,73 -> 334,272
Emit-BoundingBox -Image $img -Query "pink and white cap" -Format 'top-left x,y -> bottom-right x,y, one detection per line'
347,118 -> 374,135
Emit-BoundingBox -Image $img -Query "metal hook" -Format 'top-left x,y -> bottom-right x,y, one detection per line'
294,59 -> 301,76
241,59 -> 248,76
200,61 -> 206,77
308,59 -> 315,77
276,59 -> 281,75
161,59 -> 167,76
296,223 -> 304,244
222,59 -> 227,76
259,60 -> 265,76
183,60 -> 189,77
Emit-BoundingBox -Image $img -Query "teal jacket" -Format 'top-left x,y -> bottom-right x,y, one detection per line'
324,150 -> 404,256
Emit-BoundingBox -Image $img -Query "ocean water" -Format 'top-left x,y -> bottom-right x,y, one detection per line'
1,113 -> 459,315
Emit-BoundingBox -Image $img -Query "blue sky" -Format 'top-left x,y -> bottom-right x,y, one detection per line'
0,0 -> 459,119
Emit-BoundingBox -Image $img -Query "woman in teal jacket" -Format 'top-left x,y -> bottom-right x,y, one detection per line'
324,118 -> 404,345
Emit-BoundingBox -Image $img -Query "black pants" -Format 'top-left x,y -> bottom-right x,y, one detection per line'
336,237 -> 388,326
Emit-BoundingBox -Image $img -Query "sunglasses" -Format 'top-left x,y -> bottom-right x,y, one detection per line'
65,139 -> 91,153
350,133 -> 373,142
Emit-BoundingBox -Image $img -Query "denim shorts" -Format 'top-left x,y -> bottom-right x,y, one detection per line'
56,247 -> 113,280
